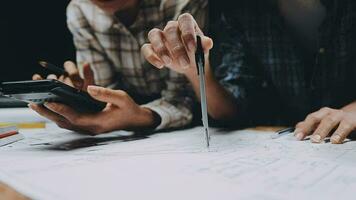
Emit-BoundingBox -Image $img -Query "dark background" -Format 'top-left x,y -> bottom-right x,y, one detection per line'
0,0 -> 224,82
0,0 -> 75,82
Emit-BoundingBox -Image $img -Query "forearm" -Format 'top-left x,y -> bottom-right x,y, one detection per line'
129,107 -> 161,131
185,63 -> 238,120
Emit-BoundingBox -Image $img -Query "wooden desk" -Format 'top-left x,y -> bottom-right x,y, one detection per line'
0,182 -> 29,200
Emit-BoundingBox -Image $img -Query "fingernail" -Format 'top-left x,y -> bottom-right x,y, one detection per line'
188,42 -> 195,52
331,135 -> 341,144
295,132 -> 304,141
88,85 -> 99,95
162,55 -> 172,65
311,134 -> 322,143
179,57 -> 190,68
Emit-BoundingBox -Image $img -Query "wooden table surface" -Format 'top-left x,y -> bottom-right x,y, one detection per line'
0,182 -> 29,200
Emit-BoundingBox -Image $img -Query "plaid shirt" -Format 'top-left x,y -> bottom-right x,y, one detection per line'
67,0 -> 207,130
212,0 -> 356,126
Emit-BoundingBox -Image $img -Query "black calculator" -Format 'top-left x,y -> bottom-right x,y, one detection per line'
0,80 -> 106,113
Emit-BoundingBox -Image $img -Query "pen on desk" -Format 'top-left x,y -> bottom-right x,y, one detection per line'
271,127 -> 295,139
38,61 -> 69,76
195,35 -> 210,148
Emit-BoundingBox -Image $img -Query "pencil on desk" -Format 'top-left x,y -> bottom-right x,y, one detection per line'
271,127 -> 295,139
0,122 -> 46,129
0,126 -> 24,147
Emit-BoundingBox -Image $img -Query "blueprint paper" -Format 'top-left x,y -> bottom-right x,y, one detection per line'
0,124 -> 356,200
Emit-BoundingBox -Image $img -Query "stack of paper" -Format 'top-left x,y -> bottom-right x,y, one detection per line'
0,126 -> 23,146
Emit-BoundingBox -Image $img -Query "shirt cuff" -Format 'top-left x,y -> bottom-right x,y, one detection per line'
141,99 -> 192,131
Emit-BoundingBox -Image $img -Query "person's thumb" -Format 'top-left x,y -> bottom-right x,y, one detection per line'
87,85 -> 127,107
82,63 -> 95,90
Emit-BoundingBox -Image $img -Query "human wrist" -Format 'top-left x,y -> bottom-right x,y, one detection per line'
136,107 -> 162,130
183,66 -> 197,81
341,101 -> 356,113
184,61 -> 213,81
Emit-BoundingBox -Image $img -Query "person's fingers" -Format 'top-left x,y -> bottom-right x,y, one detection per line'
163,21 -> 190,68
63,61 -> 79,75
64,61 -> 83,89
47,74 -> 58,80
29,103 -> 72,129
178,14 -> 212,52
87,85 -> 128,107
82,63 -> 95,90
148,28 -> 172,66
294,107 -> 332,140
294,122 -> 307,140
62,76 -> 75,87
32,74 -> 43,80
141,44 -> 164,69
310,110 -> 343,143
58,75 -> 75,88
34,103 -> 103,134
201,36 -> 214,53
331,120 -> 355,144
177,13 -> 197,52
58,75 -> 65,82
44,102 -> 87,126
